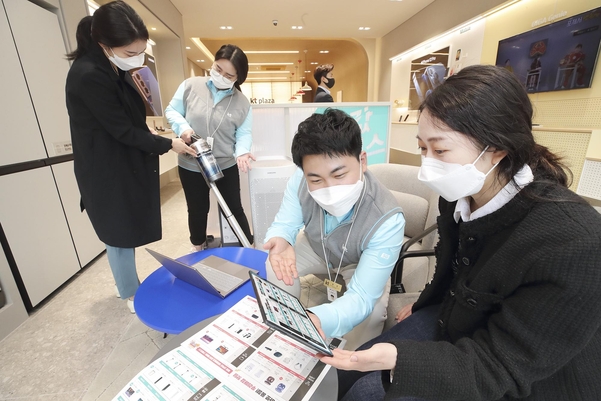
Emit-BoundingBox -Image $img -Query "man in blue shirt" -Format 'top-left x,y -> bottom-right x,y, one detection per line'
264,109 -> 405,349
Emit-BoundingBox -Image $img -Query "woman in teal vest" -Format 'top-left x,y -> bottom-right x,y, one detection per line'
166,44 -> 255,250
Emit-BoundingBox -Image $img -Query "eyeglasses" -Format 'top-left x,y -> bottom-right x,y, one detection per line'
213,63 -> 237,82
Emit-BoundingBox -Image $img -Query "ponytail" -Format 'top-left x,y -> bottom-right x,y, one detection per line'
66,16 -> 93,61
530,143 -> 572,188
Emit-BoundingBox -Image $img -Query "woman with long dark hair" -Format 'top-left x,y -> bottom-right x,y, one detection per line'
165,44 -> 255,251
322,65 -> 601,400
66,1 -> 196,313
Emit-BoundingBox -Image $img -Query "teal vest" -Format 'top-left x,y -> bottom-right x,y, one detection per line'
299,170 -> 403,267
178,77 -> 250,172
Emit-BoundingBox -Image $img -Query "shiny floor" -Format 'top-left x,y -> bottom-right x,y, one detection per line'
0,180 -> 218,401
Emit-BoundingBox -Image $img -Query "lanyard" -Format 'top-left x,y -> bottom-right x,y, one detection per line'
206,90 -> 234,141
319,183 -> 367,284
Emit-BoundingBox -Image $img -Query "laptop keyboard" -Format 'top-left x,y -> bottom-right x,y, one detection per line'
194,263 -> 243,292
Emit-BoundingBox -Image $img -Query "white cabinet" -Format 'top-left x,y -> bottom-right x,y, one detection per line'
0,167 -> 81,307
51,161 -> 104,267
3,0 -> 72,158
0,2 -> 47,165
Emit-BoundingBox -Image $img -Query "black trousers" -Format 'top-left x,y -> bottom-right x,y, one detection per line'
178,165 -> 253,246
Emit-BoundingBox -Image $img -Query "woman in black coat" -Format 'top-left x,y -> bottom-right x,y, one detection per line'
322,65 -> 601,400
65,1 -> 195,313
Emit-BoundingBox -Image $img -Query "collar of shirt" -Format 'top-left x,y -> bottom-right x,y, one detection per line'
319,85 -> 331,95
323,208 -> 353,235
205,79 -> 234,104
454,164 -> 534,223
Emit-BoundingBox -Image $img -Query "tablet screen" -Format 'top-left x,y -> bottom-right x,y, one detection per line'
249,272 -> 333,356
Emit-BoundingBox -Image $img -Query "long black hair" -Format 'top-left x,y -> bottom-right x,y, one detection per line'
67,1 -> 148,61
215,44 -> 249,91
419,64 -> 571,191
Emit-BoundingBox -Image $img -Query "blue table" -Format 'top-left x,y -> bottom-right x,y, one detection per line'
135,247 -> 268,334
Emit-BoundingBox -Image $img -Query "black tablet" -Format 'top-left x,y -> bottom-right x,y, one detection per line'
249,272 -> 334,357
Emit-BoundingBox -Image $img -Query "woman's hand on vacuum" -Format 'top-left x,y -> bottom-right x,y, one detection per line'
180,129 -> 195,144
171,138 -> 197,156
236,152 -> 256,173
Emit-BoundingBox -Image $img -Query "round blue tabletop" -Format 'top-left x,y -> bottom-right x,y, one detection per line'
135,247 -> 268,334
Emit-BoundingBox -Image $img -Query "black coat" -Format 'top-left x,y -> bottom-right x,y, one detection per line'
314,87 -> 333,102
66,42 -> 172,248
384,183 -> 601,400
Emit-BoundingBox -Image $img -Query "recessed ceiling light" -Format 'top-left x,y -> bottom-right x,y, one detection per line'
319,50 -> 329,54
200,60 -> 205,62
196,59 -> 201,62
249,62 -> 294,66
359,27 -> 371,30
246,77 -> 288,80
310,62 -> 318,65
305,70 -> 311,73
245,51 -> 299,54
220,26 -> 233,30
186,46 -> 191,50
151,27 -> 156,31
291,26 -> 303,29
248,71 -> 291,74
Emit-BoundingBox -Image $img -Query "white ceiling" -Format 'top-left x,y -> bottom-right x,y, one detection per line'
164,0 -> 436,77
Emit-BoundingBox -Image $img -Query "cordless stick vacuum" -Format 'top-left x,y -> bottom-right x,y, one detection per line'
189,135 -> 252,248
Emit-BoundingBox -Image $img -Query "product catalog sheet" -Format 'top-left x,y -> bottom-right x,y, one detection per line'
112,296 -> 344,401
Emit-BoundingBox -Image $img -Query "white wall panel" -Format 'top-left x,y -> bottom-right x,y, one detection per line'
51,161 -> 104,267
0,243 -> 28,341
4,0 -> 72,157
0,167 -> 80,306
0,2 -> 47,165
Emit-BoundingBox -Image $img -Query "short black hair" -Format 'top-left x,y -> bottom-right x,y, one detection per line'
313,64 -> 334,84
291,108 -> 362,169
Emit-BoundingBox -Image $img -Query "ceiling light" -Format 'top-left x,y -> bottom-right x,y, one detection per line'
246,77 -> 288,80
186,46 -> 191,50
291,26 -> 303,29
200,60 -> 205,62
196,60 -> 201,62
245,51 -> 299,54
248,62 -> 294,66
305,70 -> 311,73
248,71 -> 291,74
359,27 -> 371,30
151,27 -> 156,31
319,50 -> 329,54
220,26 -> 233,30
191,38 -> 216,62
310,62 -> 318,65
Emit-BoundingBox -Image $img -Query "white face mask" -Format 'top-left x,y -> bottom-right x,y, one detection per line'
418,146 -> 499,202
210,67 -> 235,89
309,168 -> 364,217
108,48 -> 145,71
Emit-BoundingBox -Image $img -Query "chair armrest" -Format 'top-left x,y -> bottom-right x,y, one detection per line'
390,223 -> 438,293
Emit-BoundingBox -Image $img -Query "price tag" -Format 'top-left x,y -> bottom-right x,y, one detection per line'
207,136 -> 214,149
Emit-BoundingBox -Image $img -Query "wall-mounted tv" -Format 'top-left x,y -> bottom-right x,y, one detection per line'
130,53 -> 163,116
495,7 -> 601,93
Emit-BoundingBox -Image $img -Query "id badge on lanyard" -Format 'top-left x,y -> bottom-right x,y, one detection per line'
325,279 -> 342,302
207,136 -> 214,149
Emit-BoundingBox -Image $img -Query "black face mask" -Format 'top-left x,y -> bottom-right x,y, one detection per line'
324,77 -> 335,88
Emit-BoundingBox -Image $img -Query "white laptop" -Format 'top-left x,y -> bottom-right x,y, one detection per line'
146,248 -> 258,298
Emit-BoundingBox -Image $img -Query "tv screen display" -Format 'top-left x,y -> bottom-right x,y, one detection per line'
495,7 -> 601,93
130,54 -> 163,116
